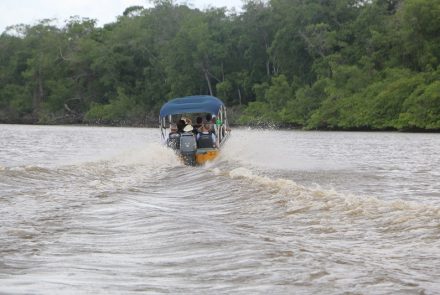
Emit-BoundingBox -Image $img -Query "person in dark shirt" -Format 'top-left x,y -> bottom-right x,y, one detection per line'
194,116 -> 203,132
204,113 -> 217,134
176,119 -> 186,133
205,113 -> 212,123
196,123 -> 217,148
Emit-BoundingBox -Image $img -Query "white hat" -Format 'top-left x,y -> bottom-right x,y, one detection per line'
183,125 -> 193,132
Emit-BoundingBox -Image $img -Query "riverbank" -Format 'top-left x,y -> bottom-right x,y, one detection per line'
2,119 -> 440,133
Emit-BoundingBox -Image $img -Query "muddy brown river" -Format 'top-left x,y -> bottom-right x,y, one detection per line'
1,125 -> 439,294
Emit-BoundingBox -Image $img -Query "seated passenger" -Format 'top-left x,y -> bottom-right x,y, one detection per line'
180,125 -> 196,150
205,113 -> 212,124
193,116 -> 203,132
176,119 -> 186,133
179,124 -> 197,165
205,113 -> 216,134
196,123 -> 217,148
167,123 -> 180,150
182,124 -> 194,134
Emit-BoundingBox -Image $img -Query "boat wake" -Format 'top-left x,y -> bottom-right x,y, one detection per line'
2,126 -> 440,294
3,130 -> 438,228
225,167 -> 440,227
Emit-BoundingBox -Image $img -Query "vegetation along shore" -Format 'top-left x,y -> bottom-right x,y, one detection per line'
0,0 -> 439,131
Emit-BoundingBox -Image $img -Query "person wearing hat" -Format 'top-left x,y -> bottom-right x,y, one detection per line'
183,124 -> 194,133
179,124 -> 197,165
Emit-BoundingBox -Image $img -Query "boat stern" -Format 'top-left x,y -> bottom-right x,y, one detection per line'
195,148 -> 219,165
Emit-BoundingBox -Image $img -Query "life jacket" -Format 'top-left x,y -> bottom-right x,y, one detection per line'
197,132 -> 215,148
167,132 -> 180,149
179,132 -> 197,153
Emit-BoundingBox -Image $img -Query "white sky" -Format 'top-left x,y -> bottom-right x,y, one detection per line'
0,0 -> 244,33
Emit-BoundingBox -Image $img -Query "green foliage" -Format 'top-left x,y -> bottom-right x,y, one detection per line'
239,101 -> 275,125
84,88 -> 142,123
398,80 -> 440,130
239,75 -> 295,125
0,0 -> 438,130
283,79 -> 329,126
1,84 -> 31,114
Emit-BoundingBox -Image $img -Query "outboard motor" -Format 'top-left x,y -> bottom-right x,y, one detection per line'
179,133 -> 197,166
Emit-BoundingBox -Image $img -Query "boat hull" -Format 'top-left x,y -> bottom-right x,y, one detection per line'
195,149 -> 219,165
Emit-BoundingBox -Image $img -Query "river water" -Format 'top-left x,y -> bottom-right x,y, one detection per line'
1,125 -> 439,294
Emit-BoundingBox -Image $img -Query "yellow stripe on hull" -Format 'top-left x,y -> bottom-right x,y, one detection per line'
195,149 -> 219,165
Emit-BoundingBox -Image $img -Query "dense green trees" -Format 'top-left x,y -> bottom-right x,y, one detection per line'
0,0 -> 439,130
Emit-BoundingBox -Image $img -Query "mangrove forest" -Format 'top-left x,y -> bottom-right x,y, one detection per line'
0,0 -> 439,130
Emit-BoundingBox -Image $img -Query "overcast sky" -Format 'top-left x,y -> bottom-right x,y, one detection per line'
0,0 -> 244,33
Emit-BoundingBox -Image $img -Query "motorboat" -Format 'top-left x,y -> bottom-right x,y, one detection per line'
159,95 -> 231,166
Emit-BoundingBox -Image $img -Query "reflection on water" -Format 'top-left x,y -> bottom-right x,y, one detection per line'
1,125 -> 439,294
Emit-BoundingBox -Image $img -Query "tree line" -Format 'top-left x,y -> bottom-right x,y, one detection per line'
0,0 -> 439,130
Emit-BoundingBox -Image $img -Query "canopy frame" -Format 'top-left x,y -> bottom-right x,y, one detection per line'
159,95 -> 230,146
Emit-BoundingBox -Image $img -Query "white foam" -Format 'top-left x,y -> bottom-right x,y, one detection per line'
109,143 -> 181,168
229,167 -> 254,179
228,167 -> 440,221
220,128 -> 350,171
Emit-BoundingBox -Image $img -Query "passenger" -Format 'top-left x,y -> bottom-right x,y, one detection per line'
211,115 -> 218,127
194,116 -> 203,131
205,113 -> 212,123
183,124 -> 194,133
176,119 -> 186,133
167,123 -> 180,150
180,124 -> 197,166
196,123 -> 216,148
185,118 -> 198,134
204,113 -> 216,134
212,115 -> 222,141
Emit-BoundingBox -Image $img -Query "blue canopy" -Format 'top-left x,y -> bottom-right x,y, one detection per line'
160,95 -> 225,118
